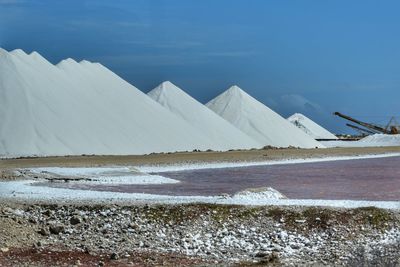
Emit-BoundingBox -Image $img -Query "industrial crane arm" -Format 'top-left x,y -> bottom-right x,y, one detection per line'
345,123 -> 376,135
333,112 -> 389,134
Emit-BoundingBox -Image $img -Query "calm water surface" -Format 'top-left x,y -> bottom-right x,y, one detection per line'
42,156 -> 400,201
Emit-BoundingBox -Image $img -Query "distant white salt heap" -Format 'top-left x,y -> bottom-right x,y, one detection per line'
206,86 -> 324,148
0,48 -> 222,157
322,134 -> 400,148
359,134 -> 400,145
287,113 -> 338,140
232,187 -> 287,200
148,81 -> 262,150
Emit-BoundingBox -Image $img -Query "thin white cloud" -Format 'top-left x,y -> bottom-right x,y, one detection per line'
281,94 -> 322,109
94,48 -> 257,67
151,41 -> 204,49
118,40 -> 204,49
327,82 -> 399,92
65,19 -> 150,31
97,53 -> 210,67
113,21 -> 151,28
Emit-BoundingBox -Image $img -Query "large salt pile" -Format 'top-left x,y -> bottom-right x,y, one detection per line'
357,134 -> 400,147
148,81 -> 261,150
287,113 -> 338,140
321,134 -> 400,148
206,86 -> 324,148
0,48 -> 223,157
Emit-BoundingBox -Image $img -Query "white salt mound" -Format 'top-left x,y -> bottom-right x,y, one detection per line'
287,113 -> 338,140
206,86 -> 324,148
232,187 -> 287,200
321,134 -> 400,148
359,134 -> 400,145
0,48 -> 220,157
29,167 -> 178,185
148,81 -> 262,150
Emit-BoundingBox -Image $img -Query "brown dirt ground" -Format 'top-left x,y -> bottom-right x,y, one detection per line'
0,217 -> 39,248
1,147 -> 400,170
0,247 -> 211,267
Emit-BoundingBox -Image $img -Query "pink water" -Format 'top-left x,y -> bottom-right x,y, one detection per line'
42,156 -> 400,201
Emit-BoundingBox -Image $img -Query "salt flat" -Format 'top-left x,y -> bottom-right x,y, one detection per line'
322,134 -> 400,147
2,153 -> 400,209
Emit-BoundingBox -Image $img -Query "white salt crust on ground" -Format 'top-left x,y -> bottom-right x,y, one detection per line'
322,134 -> 400,148
232,187 -> 287,200
1,153 -> 400,209
28,167 -> 179,185
0,180 -> 399,209
135,152 -> 400,172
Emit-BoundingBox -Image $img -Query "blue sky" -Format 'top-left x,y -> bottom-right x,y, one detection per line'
1,0 -> 399,133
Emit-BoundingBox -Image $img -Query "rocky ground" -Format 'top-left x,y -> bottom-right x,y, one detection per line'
1,148 -> 400,266
0,203 -> 399,266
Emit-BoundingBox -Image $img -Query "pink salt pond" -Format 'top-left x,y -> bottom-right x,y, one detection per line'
40,156 -> 400,201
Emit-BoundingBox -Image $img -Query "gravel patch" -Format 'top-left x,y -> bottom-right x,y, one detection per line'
1,204 -> 399,266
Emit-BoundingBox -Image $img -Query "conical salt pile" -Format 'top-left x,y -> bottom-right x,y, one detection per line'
0,48 -> 216,157
148,81 -> 261,150
206,86 -> 324,148
287,113 -> 338,140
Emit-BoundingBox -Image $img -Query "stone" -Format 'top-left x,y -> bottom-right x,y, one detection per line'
259,252 -> 279,264
290,244 -> 301,249
110,252 -> 119,260
70,216 -> 82,225
255,252 -> 268,258
39,228 -> 50,236
49,224 -> 65,235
